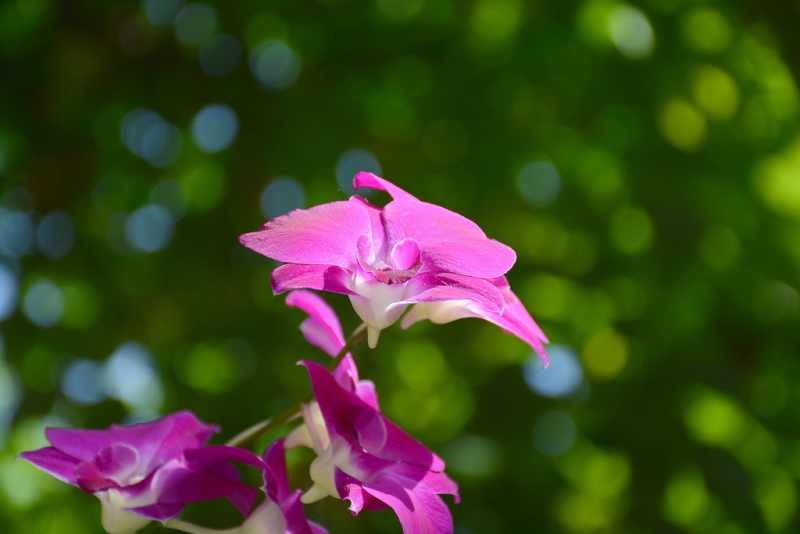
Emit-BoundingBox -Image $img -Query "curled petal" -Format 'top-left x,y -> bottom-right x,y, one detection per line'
286,290 -> 346,357
271,264 -> 355,296
405,273 -> 505,314
402,280 -> 549,367
353,172 -> 418,202
383,199 -> 516,278
362,477 -> 454,534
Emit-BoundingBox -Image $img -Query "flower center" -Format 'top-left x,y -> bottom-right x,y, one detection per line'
357,236 -> 423,285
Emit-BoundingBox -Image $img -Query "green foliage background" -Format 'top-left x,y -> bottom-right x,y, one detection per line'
1,0 -> 800,532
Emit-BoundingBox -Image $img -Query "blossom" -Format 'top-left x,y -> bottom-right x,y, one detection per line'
18,412 -> 263,534
298,361 -> 460,534
239,172 -> 518,348
166,439 -> 327,534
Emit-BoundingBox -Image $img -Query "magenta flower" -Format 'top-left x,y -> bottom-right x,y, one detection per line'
18,412 -> 263,534
239,172 -> 518,348
167,439 -> 327,534
298,361 -> 460,534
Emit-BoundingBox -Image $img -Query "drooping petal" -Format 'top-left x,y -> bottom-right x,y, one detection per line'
17,447 -> 80,484
361,477 -> 454,534
405,272 -> 505,314
401,279 -> 550,367
382,199 -> 516,278
239,201 -> 370,271
337,471 -> 389,514
286,290 -> 345,357
271,264 -> 355,296
352,172 -> 418,202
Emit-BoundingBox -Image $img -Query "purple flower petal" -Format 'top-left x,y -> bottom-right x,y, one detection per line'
45,412 -> 217,470
263,439 -> 327,534
383,199 -> 516,278
406,272 -> 505,314
286,290 -> 345,357
402,277 -> 550,366
17,447 -> 80,484
239,201 -> 370,270
271,264 -> 356,296
74,443 -> 140,493
352,172 -> 418,202
362,476 -> 454,534
142,466 -> 258,518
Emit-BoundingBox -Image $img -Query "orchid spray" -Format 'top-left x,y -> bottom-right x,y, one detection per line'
20,173 -> 548,534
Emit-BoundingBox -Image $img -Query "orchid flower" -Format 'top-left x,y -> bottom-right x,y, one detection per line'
298,361 -> 460,534
239,172 -> 517,348
166,439 -> 327,534
18,412 -> 263,534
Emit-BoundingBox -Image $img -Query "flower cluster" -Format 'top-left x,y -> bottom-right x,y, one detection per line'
19,174 -> 547,534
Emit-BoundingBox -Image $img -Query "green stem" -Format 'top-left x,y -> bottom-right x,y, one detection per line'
225,323 -> 368,449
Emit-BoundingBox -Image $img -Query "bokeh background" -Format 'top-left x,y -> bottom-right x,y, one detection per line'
2,0 -> 800,532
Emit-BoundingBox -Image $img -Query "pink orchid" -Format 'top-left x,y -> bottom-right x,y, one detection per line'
239,172 -> 518,349
298,361 -> 460,534
18,412 -> 263,534
167,439 -> 327,534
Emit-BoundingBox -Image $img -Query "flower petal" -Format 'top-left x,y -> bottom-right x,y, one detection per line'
286,290 -> 346,357
271,264 -> 355,296
239,201 -> 370,270
382,199 -> 516,278
17,447 -> 80,485
352,172 -> 418,202
405,273 -> 505,314
143,465 -> 258,518
402,280 -> 549,366
45,412 -> 217,469
362,476 -> 454,534
74,443 -> 140,493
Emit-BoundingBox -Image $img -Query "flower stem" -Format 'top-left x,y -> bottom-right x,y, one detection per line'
225,323 -> 368,449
